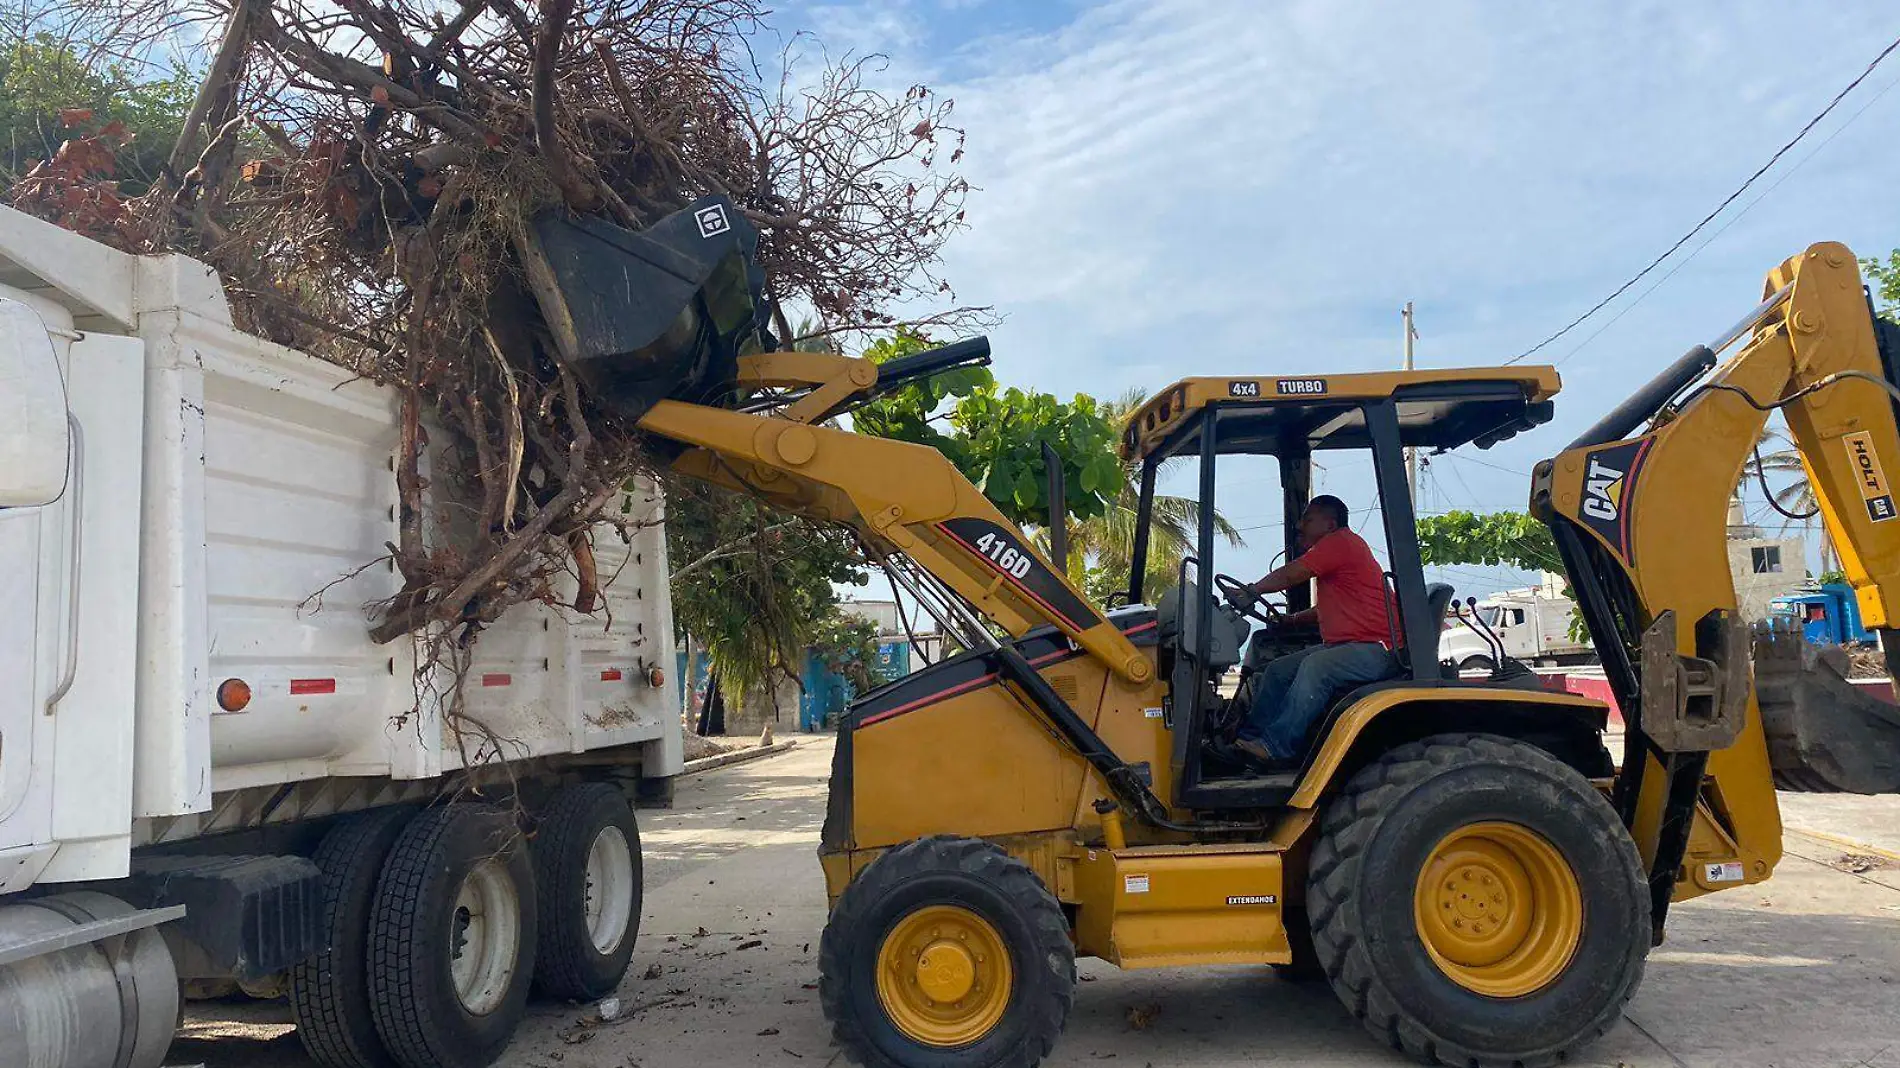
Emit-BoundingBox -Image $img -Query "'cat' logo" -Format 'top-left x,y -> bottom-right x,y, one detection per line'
1581,458 -> 1625,522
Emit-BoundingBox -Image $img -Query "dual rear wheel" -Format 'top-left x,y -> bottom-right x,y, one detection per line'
288,783 -> 642,1068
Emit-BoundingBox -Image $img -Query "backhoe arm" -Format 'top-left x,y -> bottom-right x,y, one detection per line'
635,348 -> 1153,686
1535,241 -> 1900,934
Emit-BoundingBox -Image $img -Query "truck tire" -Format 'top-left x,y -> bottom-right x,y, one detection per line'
820,835 -> 1073,1068
1458,655 -> 1495,674
1307,734 -> 1648,1068
531,782 -> 642,1000
369,805 -> 537,1068
289,805 -> 418,1068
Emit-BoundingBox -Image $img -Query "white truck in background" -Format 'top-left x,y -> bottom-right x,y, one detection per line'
0,205 -> 681,1068
1439,577 -> 1595,670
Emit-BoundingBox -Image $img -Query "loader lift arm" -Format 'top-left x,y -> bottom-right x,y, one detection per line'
1535,241 -> 1900,935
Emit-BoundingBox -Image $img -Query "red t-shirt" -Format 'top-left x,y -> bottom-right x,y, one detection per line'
1300,528 -> 1399,647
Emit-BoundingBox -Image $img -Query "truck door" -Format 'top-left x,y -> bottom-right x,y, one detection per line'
0,298 -> 70,852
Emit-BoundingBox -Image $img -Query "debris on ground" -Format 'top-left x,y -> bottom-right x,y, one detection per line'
1832,853 -> 1898,874
641,962 -> 664,980
683,734 -> 736,762
1125,1004 -> 1161,1031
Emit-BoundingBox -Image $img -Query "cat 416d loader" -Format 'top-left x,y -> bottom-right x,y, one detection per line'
524,198 -> 1900,1068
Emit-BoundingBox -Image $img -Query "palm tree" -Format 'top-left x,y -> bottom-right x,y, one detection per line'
1745,428 -> 1831,573
1051,388 -> 1242,603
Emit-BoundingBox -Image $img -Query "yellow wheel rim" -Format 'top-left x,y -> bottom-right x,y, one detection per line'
1412,821 -> 1583,998
874,905 -> 1014,1047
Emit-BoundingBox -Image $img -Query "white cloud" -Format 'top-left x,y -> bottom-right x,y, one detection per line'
785,0 -> 1900,588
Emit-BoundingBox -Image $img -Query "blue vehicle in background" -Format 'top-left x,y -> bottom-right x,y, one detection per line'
1768,582 -> 1872,645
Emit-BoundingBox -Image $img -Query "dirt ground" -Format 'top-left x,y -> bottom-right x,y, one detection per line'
173,737 -> 1900,1068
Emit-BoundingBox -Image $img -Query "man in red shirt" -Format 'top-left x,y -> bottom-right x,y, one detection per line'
1229,495 -> 1398,771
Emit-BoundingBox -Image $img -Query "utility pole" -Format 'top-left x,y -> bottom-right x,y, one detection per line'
1402,302 -> 1418,502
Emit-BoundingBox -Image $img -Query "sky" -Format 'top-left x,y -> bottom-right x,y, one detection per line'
773,0 -> 1900,601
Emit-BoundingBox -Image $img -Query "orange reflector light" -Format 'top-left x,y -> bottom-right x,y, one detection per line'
217,678 -> 252,712
647,666 -> 665,688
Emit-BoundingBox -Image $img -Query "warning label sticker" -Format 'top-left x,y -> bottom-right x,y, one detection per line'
1124,874 -> 1150,894
1705,861 -> 1746,884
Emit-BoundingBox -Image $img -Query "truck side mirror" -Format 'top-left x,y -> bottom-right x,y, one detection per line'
0,298 -> 71,507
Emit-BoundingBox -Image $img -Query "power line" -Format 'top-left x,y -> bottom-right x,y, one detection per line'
1505,30 -> 1900,366
1550,66 -> 1900,367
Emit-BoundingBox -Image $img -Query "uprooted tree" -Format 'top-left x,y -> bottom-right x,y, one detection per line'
4,0 -> 978,690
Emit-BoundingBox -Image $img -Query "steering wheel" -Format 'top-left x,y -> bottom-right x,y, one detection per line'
1214,573 -> 1282,626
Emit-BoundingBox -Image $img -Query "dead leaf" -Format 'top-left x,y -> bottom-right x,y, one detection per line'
693,926 -> 709,938
58,108 -> 93,127
736,940 -> 763,951
909,120 -> 933,139
1125,1003 -> 1160,1031
757,1027 -> 780,1036
642,962 -> 663,980
560,1031 -> 596,1046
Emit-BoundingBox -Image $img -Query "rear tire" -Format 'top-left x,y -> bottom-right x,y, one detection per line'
531,782 -> 642,1000
820,835 -> 1073,1068
1307,733 -> 1647,1068
289,805 -> 418,1068
369,805 -> 537,1068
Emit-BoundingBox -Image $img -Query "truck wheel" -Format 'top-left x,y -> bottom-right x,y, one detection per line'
369,805 -> 537,1068
289,805 -> 417,1068
819,835 -> 1073,1068
1458,655 -> 1495,674
532,782 -> 642,1000
1307,734 -> 1648,1068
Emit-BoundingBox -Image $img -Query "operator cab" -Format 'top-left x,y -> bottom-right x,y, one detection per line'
1122,369 -> 1560,808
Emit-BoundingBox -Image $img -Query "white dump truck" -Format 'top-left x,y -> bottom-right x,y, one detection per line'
1438,580 -> 1594,670
0,204 -> 681,1068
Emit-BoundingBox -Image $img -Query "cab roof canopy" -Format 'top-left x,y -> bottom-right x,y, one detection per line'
1120,367 -> 1562,463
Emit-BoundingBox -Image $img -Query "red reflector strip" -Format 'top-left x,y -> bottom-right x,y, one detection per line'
481,673 -> 512,687
600,669 -> 623,681
290,678 -> 336,695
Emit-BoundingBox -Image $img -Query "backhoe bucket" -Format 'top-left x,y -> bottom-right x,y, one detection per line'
1753,619 -> 1900,793
520,195 -> 771,420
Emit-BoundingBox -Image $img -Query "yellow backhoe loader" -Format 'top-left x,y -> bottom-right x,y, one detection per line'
526,200 -> 1900,1068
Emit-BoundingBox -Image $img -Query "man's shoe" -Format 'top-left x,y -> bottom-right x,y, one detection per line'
1233,738 -> 1301,774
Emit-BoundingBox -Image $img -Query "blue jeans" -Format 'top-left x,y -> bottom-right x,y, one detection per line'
1239,642 -> 1398,759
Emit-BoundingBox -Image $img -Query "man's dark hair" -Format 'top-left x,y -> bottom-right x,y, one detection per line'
1309,494 -> 1349,529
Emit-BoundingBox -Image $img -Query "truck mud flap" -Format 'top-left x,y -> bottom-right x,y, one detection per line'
1753,622 -> 1900,793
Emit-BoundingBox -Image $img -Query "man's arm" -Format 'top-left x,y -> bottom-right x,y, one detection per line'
1251,559 -> 1315,597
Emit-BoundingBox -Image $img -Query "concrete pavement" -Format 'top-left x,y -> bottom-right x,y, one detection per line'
179,735 -> 1900,1068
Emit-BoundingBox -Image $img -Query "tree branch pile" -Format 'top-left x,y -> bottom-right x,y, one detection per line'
6,0 -> 973,656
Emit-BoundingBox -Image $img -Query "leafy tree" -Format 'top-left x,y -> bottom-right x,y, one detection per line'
1863,252 -> 1900,324
1415,510 -> 1562,574
852,330 -> 1124,528
0,37 -> 193,194
665,483 -> 870,708
1066,388 -> 1240,603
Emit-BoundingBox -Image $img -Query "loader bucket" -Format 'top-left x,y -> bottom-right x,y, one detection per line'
1753,619 -> 1900,793
520,195 -> 771,420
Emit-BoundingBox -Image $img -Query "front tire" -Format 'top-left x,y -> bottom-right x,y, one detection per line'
1307,734 -> 1647,1068
819,836 -> 1074,1068
532,782 -> 643,1000
369,805 -> 537,1068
